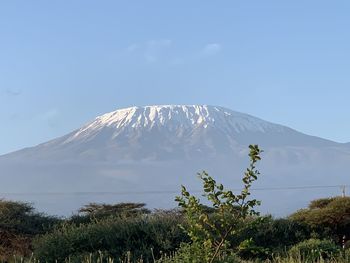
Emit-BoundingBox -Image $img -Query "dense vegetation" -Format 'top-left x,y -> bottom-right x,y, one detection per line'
0,200 -> 60,260
1,145 -> 349,262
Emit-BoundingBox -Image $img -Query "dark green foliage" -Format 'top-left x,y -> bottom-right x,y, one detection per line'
236,238 -> 270,260
290,196 -> 350,244
0,199 -> 58,235
0,199 -> 60,260
289,239 -> 340,262
33,210 -> 188,262
232,216 -> 311,257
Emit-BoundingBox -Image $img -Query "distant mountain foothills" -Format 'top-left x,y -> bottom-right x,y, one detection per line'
1,105 -> 349,216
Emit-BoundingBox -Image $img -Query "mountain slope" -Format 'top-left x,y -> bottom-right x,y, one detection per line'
0,105 -> 349,216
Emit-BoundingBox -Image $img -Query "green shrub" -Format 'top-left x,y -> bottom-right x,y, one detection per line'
33,211 -> 187,262
344,240 -> 350,249
157,242 -> 241,263
289,238 -> 340,262
0,199 -> 60,260
345,248 -> 350,260
237,238 -> 270,260
290,197 -> 350,244
232,216 -> 311,256
175,145 -> 263,263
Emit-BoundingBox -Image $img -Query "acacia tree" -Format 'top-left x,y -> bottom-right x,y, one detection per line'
175,145 -> 263,263
79,202 -> 150,217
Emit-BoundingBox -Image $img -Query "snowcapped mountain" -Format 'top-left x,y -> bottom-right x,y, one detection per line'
6,105 -> 336,162
0,105 -> 349,216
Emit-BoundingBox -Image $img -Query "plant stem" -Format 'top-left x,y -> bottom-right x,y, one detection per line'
209,226 -> 233,263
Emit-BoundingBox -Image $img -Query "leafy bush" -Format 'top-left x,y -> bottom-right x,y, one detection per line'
33,211 -> 187,262
290,197 -> 350,244
0,199 -> 60,260
289,238 -> 340,262
233,216 -> 311,256
345,248 -> 350,260
237,238 -> 270,260
344,240 -> 350,249
0,199 -> 59,235
175,145 -> 263,263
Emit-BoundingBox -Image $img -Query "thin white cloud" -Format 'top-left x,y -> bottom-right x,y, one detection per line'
201,43 -> 222,56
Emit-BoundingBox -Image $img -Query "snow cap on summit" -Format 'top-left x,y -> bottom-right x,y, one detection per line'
68,105 -> 286,141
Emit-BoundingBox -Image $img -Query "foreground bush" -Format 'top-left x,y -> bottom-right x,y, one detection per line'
289,238 -> 340,262
33,211 -> 187,262
345,248 -> 350,259
175,145 -> 263,263
290,197 -> 350,244
0,199 -> 60,260
156,242 -> 241,263
232,216 -> 312,258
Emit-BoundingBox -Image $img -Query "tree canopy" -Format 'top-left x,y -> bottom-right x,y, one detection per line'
290,196 -> 350,244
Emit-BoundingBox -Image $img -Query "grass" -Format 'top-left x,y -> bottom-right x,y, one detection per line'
5,251 -> 350,263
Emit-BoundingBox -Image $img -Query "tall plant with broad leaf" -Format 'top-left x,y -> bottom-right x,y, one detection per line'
175,144 -> 263,263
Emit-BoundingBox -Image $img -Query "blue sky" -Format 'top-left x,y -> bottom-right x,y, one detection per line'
1,1 -> 349,154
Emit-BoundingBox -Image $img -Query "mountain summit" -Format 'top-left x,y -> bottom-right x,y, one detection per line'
0,105 -> 349,216
75,105 -> 286,134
